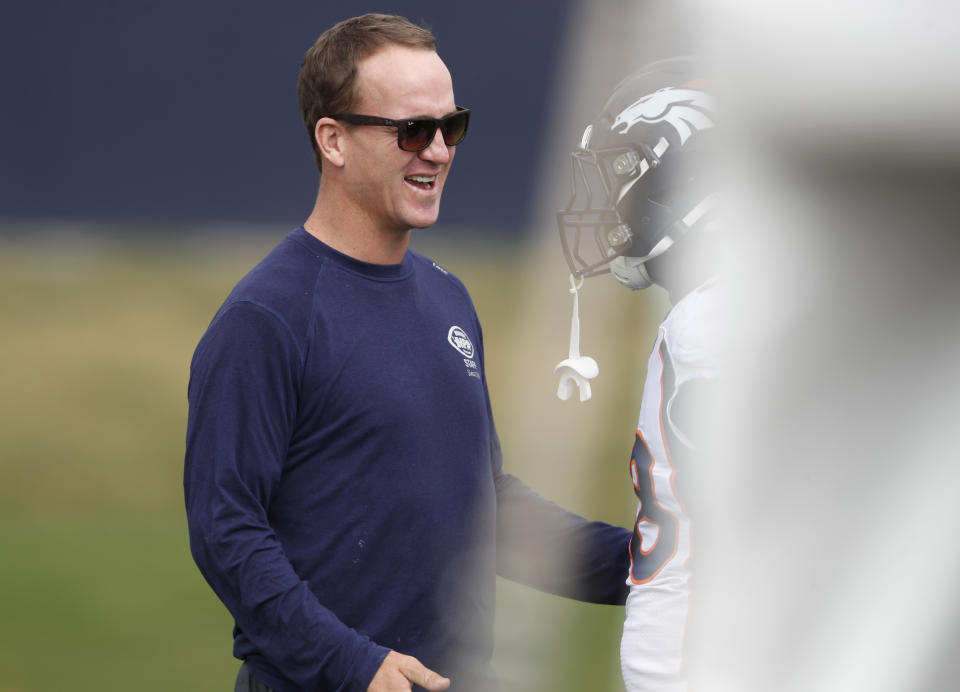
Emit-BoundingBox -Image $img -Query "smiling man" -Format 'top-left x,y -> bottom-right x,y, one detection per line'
304,41 -> 460,261
184,14 -> 631,692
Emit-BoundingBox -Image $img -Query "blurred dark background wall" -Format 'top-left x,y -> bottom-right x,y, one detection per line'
0,1 -> 573,236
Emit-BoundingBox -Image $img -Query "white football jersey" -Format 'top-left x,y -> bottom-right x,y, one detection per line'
621,279 -> 721,692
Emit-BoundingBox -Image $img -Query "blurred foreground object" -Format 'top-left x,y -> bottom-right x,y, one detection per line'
688,2 -> 960,690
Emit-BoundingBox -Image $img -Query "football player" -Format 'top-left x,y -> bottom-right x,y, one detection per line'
554,57 -> 721,692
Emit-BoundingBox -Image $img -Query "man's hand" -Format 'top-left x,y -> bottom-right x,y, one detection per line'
367,651 -> 450,691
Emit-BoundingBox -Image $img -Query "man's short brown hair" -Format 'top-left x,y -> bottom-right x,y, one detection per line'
297,13 -> 437,172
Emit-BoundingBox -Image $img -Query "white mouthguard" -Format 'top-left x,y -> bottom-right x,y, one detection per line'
554,274 -> 599,402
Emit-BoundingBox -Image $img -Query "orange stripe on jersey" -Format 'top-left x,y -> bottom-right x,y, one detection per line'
658,336 -> 691,516
656,335 -> 695,572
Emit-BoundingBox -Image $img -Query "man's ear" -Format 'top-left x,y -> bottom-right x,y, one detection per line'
315,118 -> 346,169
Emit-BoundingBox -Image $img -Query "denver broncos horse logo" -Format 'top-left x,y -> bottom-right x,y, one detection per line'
612,87 -> 715,145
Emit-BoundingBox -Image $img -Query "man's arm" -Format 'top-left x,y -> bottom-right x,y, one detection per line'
493,469 -> 632,605
473,315 -> 630,605
184,302 -> 389,690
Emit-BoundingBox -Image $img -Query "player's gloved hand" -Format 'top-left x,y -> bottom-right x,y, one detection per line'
367,650 -> 450,692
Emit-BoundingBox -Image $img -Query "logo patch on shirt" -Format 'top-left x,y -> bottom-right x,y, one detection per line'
448,325 -> 481,378
447,325 -> 474,358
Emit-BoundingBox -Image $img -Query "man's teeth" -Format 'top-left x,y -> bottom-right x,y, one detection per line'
408,175 -> 435,185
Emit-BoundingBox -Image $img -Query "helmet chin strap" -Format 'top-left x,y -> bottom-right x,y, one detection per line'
611,191 -> 720,291
611,255 -> 655,290
611,235 -> 674,290
554,274 -> 599,402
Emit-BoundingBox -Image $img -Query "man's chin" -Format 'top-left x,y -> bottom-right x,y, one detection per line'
406,210 -> 441,230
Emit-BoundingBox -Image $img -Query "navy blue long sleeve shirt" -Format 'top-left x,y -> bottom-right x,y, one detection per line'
184,228 -> 630,691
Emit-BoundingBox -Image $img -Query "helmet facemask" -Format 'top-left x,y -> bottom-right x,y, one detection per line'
556,133 -> 674,280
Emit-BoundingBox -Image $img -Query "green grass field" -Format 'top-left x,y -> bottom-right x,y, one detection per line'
0,227 -> 664,691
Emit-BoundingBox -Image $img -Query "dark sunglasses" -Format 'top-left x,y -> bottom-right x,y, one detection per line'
327,106 -> 471,152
